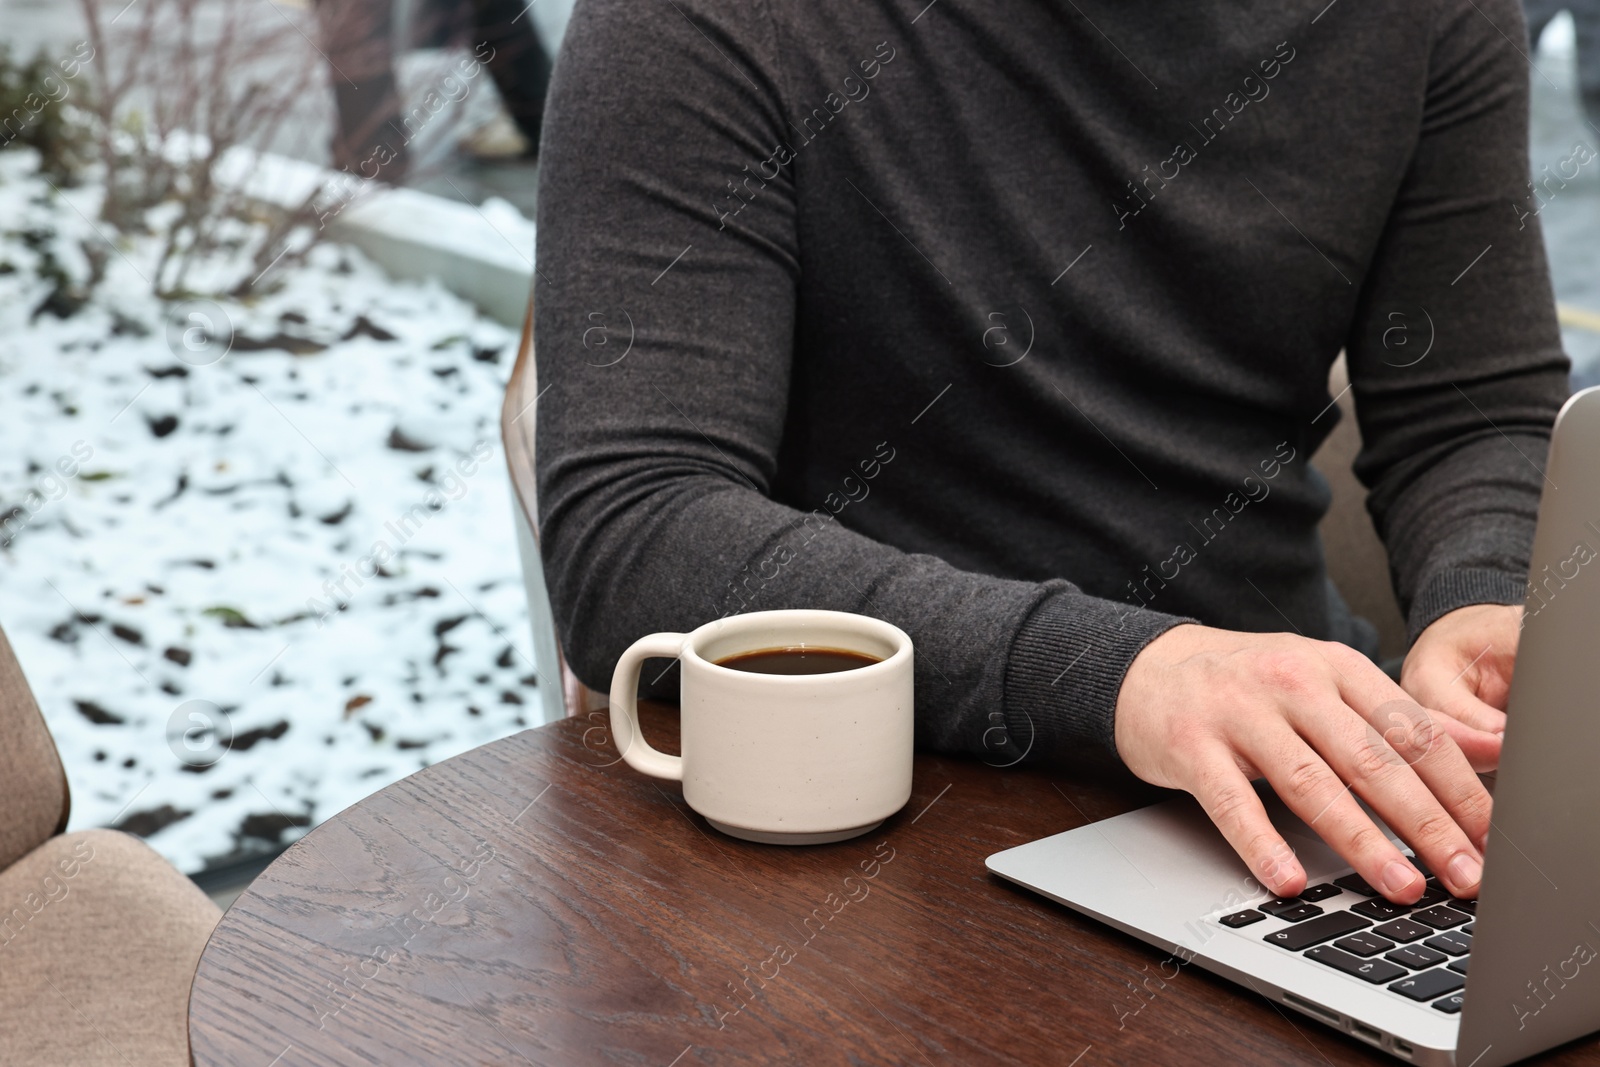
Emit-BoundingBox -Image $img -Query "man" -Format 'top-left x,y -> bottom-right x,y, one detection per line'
533,0 -> 1570,906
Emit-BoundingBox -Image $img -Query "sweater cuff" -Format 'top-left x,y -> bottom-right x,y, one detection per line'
1002,589 -> 1195,761
1406,567 -> 1528,644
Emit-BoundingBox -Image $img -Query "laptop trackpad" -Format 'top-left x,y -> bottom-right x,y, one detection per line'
1252,782 -> 1405,881
990,782 -> 1402,911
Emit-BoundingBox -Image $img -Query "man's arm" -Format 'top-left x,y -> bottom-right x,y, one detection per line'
1340,0 -> 1571,733
1112,0 -> 1563,902
536,0 -> 1503,904
532,0 -> 1188,764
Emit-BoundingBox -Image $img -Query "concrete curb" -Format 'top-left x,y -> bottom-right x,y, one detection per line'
231,149 -> 535,327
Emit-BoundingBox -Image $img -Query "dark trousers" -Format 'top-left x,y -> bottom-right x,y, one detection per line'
316,0 -> 408,178
465,0 -> 552,150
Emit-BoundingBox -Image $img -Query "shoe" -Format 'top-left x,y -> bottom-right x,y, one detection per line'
460,111 -> 532,161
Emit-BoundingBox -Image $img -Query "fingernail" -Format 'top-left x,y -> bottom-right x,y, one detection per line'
1381,860 -> 1418,895
1448,852 -> 1483,890
1260,844 -> 1298,885
1263,862 -> 1298,895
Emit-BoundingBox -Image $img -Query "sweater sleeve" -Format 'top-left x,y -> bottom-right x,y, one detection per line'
532,0 -> 1191,765
1343,0 -> 1571,643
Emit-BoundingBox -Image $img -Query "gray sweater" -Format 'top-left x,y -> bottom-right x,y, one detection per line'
532,0 -> 1571,765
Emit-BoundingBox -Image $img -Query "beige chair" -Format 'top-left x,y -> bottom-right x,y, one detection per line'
502,297 -> 607,720
1312,354 -> 1407,660
0,625 -> 221,1065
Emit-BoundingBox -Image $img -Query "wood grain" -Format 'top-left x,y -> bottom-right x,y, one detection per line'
189,703 -> 1600,1066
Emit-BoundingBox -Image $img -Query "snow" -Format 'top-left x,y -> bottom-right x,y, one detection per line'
0,149 -> 546,873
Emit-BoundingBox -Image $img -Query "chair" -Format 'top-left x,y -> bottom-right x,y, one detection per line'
1312,354 -> 1407,660
501,295 -> 606,721
0,625 -> 221,1066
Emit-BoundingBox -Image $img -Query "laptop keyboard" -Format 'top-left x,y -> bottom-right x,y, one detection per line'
1215,862 -> 1473,1015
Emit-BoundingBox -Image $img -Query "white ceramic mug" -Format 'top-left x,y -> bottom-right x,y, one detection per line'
608,609 -> 914,844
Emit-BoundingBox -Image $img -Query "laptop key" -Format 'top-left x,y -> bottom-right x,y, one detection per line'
1454,899 -> 1477,916
1334,873 -> 1380,896
1433,993 -> 1465,1014
1448,956 -> 1470,975
1333,932 -> 1396,957
1462,922 -> 1475,935
1266,903 -> 1324,923
1307,945 -> 1408,984
1414,886 -> 1449,908
1412,905 -> 1472,929
1373,918 -> 1431,943
1220,910 -> 1265,928
1389,968 -> 1465,1002
1298,883 -> 1342,902
1352,898 -> 1411,921
1424,931 -> 1472,957
1386,944 -> 1448,969
1260,898 -> 1315,918
1263,911 -> 1371,951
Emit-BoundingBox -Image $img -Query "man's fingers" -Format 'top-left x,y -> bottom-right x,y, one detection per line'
1231,721 -> 1425,904
1431,686 -> 1507,738
1186,749 -> 1304,897
1400,650 -> 1507,771
1295,698 -> 1487,897
1415,662 -> 1508,735
1437,691 -> 1507,736
1325,648 -> 1496,864
1365,700 -> 1493,855
1423,709 -> 1501,775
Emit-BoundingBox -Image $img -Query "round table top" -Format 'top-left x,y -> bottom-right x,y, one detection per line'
187,703 -> 1600,1066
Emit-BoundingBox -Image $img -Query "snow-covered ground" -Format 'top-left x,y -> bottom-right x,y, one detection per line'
0,149 -> 545,873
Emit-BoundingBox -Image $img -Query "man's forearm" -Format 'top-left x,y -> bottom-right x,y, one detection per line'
1369,427 -> 1555,642
537,452 -> 1192,764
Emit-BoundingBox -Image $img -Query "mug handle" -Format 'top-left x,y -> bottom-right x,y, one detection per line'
608,632 -> 686,780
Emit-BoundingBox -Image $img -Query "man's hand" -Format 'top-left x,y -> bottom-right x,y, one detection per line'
1399,603 -> 1520,772
1114,624 -> 1497,903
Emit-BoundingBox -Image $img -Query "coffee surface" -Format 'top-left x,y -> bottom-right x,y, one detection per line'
715,646 -> 881,675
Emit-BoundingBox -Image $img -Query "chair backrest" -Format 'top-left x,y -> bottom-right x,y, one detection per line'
0,625 -> 69,871
1311,354 -> 1406,660
501,297 -> 607,720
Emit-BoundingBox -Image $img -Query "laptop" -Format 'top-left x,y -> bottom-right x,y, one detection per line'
987,386 -> 1600,1067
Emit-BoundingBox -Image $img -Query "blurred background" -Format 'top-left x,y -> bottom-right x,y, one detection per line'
1530,9 -> 1600,386
0,0 -> 574,898
0,0 -> 1593,898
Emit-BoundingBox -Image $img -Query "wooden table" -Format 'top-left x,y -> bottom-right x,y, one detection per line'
188,703 -> 1600,1066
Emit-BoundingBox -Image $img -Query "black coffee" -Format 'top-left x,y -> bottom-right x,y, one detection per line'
716,646 -> 882,675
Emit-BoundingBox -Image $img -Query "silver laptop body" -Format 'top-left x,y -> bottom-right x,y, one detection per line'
987,386 -> 1600,1066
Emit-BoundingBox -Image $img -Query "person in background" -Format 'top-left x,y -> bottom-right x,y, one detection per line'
314,0 -> 407,178
1525,0 -> 1600,130
313,0 -> 552,182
